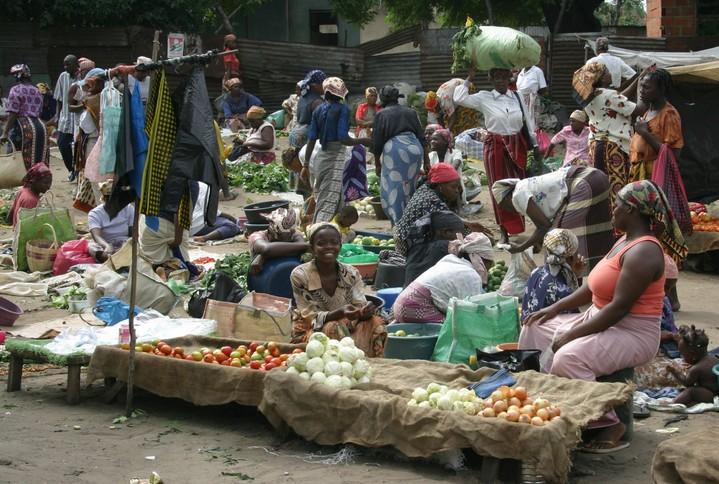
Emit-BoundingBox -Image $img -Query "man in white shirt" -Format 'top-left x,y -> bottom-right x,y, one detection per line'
586,37 -> 636,89
516,65 -> 548,126
453,68 -> 540,237
53,54 -> 79,180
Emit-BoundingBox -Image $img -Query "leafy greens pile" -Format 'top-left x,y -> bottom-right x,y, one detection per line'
451,20 -> 483,73
227,162 -> 289,193
201,252 -> 252,292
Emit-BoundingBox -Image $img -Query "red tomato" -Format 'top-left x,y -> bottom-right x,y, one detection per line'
200,347 -> 211,355
256,345 -> 266,354
230,358 -> 243,367
220,359 -> 232,366
214,353 -> 229,363
279,354 -> 289,362
159,344 -> 173,355
203,354 -> 215,363
271,357 -> 282,367
292,348 -> 304,354
173,347 -> 184,356
270,347 -> 281,358
264,355 -> 273,364
249,360 -> 261,370
267,341 -> 278,351
185,354 -> 195,361
265,362 -> 277,371
249,342 -> 260,352
220,346 -> 233,357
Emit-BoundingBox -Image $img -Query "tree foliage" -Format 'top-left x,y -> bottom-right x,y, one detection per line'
595,0 -> 646,27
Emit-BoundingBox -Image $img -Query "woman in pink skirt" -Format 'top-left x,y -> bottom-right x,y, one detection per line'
520,180 -> 688,453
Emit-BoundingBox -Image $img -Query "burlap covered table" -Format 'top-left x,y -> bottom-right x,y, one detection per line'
686,231 -> 719,254
258,359 -> 633,483
652,425 -> 719,484
86,335 -> 304,407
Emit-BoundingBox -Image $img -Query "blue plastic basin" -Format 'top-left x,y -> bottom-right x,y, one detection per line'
376,287 -> 403,310
384,323 -> 443,360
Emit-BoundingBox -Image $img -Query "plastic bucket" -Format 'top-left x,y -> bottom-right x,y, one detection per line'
0,296 -> 23,326
374,263 -> 406,289
376,287 -> 402,310
713,364 -> 719,387
384,323 -> 443,360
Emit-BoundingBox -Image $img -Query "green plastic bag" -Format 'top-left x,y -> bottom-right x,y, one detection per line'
431,292 -> 519,365
338,244 -> 379,264
463,26 -> 541,71
266,110 -> 286,130
14,201 -> 76,271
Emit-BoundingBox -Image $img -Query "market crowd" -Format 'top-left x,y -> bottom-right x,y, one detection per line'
0,33 -> 705,454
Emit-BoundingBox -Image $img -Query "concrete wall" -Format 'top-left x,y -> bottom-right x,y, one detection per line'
359,8 -> 417,54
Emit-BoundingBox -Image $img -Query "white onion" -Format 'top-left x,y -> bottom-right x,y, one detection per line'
427,383 -> 442,394
322,350 -> 340,364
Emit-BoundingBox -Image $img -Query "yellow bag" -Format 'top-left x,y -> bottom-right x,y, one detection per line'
203,292 -> 292,342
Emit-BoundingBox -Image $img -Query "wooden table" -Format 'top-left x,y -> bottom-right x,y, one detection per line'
5,340 -> 91,405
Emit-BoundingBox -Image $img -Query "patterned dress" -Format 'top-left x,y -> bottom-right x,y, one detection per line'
521,265 -> 579,323
290,260 -> 387,357
5,83 -> 48,168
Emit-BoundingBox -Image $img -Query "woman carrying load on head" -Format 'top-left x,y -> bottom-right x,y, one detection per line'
454,67 -> 541,244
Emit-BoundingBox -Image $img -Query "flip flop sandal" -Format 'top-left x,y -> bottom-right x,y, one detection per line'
633,403 -> 651,419
579,441 -> 631,454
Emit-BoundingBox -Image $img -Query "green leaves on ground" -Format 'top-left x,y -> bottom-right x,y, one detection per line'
227,162 -> 289,193
201,252 -> 252,293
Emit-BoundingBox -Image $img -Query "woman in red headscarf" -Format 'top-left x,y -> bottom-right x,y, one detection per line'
10,163 -> 52,226
393,164 -> 490,255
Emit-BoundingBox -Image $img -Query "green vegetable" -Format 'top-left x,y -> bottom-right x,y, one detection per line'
67,286 -> 87,301
201,252 -> 252,293
52,296 -> 69,309
451,22 -> 483,73
366,172 -> 380,197
226,162 -> 289,193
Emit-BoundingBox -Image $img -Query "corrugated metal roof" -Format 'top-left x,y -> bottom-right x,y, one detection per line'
365,52 -> 421,89
358,26 -> 420,55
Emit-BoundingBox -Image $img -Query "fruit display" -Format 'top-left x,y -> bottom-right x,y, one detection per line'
350,197 -> 374,218
690,208 -> 719,232
486,260 -> 507,292
285,333 -> 373,389
351,235 -> 395,249
388,330 -> 421,337
407,383 -> 562,426
119,340 -> 293,371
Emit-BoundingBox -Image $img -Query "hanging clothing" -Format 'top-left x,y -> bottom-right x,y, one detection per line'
161,67 -> 224,230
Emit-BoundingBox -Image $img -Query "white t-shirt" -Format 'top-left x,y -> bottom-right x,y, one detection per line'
454,84 -> 536,138
517,66 -> 547,96
586,53 -> 636,89
191,183 -> 222,235
88,203 -> 135,245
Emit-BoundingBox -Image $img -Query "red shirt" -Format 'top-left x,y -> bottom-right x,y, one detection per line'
223,48 -> 240,76
11,187 -> 40,226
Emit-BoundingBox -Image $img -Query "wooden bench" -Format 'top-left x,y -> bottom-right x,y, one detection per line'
5,339 -> 91,405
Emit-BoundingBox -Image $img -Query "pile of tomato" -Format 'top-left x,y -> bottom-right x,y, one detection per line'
120,340 -> 302,371
690,203 -> 719,232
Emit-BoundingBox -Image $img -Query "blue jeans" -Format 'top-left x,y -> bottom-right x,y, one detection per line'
57,131 -> 74,173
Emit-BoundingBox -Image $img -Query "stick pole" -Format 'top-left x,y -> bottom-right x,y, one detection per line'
125,29 -> 161,417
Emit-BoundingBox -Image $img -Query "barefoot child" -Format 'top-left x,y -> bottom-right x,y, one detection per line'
667,325 -> 719,406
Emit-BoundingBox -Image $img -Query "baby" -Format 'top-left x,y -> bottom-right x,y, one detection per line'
331,206 -> 359,244
667,325 -> 719,406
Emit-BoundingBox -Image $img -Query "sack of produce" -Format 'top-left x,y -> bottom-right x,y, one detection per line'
432,292 -> 520,365
498,249 -> 537,299
452,18 -> 541,72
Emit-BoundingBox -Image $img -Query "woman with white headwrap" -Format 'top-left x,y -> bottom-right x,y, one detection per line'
393,232 -> 494,324
521,229 -> 585,324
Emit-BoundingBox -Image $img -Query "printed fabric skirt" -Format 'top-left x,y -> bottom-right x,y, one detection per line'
380,131 -> 423,226
588,139 -> 630,215
9,116 -> 49,169
312,141 -> 346,223
392,283 -> 444,324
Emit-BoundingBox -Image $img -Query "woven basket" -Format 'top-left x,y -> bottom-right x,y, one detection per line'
26,223 -> 59,273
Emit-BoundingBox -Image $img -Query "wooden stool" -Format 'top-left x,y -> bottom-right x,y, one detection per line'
597,367 -> 635,442
6,347 -> 91,405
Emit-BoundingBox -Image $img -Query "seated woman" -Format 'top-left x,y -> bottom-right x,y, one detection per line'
393,232 -> 494,324
190,182 -> 240,243
222,78 -> 262,131
233,106 -> 276,165
522,229 -> 584,324
247,208 -> 307,300
394,163 -> 490,256
491,165 -> 614,270
519,180 -> 689,452
403,210 -> 465,287
290,224 -> 386,356
10,163 -> 52,226
88,182 -> 135,262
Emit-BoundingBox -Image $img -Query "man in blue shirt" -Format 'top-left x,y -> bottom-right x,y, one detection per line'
222,78 -> 262,130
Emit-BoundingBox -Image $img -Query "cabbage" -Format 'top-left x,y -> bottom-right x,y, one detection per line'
407,399 -> 418,407
352,359 -> 370,379
299,372 -> 310,380
325,374 -> 343,388
322,350 -> 339,364
446,389 -> 460,403
311,372 -> 327,384
340,361 -> 354,378
350,377 -> 358,387
358,375 -> 371,385
418,401 -> 431,408
452,401 -> 466,412
459,388 -> 476,402
324,361 -> 342,376
306,340 -> 325,359
340,376 -> 352,389
309,332 -> 330,346
326,339 -> 341,352
339,337 -> 355,348
286,366 -> 300,375
339,347 -> 357,364
437,396 -> 452,410
463,402 -> 479,415
288,352 -> 308,371
306,357 -> 324,375
354,348 -> 365,359
412,388 -> 429,403
427,383 -> 442,394
438,385 -> 449,395
428,392 -> 442,407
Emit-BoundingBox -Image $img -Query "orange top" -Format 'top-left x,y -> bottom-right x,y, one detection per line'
629,103 -> 684,164
587,236 -> 666,316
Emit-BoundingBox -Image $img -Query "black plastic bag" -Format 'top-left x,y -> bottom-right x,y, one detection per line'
475,349 -> 541,372
187,271 -> 245,318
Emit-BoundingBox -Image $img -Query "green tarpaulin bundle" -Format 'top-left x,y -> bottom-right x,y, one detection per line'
452,24 -> 542,72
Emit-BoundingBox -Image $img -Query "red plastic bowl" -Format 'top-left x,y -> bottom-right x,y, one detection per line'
0,297 -> 23,326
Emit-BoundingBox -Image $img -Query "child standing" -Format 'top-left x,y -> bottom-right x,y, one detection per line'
546,110 -> 590,167
667,325 -> 719,406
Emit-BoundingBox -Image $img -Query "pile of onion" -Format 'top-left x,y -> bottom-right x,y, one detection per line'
478,385 -> 561,426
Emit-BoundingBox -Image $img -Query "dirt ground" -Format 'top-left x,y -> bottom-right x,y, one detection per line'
1,147 -> 718,483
